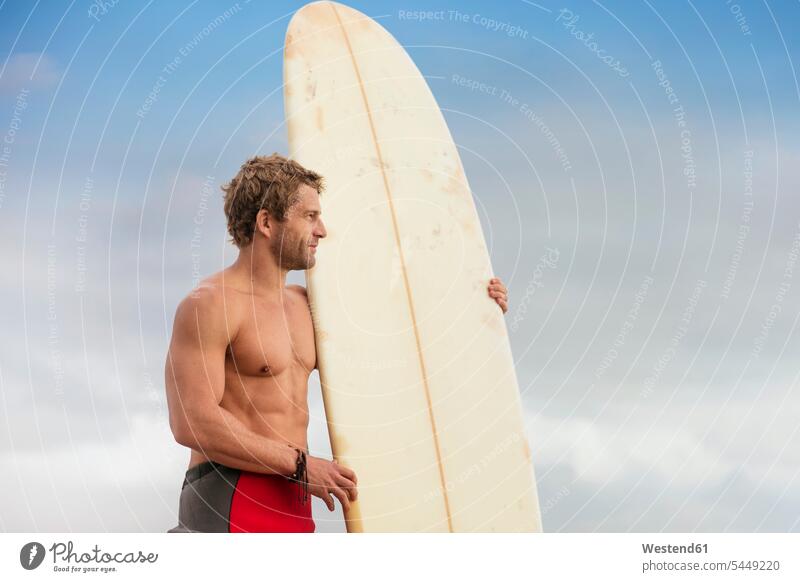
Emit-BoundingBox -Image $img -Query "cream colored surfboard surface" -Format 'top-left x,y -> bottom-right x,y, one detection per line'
284,1 -> 542,532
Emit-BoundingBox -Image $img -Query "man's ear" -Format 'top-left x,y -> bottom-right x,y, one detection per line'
255,208 -> 272,239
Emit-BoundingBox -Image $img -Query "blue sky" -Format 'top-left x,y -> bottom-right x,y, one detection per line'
1,0 -> 799,532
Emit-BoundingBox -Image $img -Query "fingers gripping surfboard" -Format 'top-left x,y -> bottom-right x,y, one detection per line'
284,1 -> 542,532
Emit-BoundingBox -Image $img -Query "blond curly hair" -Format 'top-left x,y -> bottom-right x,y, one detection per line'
221,153 -> 324,248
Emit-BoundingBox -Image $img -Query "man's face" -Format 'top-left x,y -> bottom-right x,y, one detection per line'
269,183 -> 326,270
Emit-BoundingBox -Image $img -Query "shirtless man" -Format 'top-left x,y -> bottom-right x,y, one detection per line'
165,154 -> 510,533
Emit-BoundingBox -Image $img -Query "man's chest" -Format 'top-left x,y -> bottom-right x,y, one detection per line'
226,299 -> 316,377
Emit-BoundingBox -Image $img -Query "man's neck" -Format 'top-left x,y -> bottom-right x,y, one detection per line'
229,243 -> 289,299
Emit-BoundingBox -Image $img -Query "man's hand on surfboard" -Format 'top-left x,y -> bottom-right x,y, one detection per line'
488,278 -> 509,314
307,455 -> 358,512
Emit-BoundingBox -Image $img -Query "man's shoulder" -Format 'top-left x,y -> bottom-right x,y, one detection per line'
286,284 -> 308,299
181,283 -> 225,308
182,268 -> 250,308
174,283 -> 236,328
171,285 -> 244,349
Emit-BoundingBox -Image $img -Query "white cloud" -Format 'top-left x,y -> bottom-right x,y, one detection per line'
0,52 -> 60,94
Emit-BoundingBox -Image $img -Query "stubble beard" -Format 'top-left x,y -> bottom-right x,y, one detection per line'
271,229 -> 314,271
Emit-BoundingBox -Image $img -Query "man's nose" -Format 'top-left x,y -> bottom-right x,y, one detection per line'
315,219 -> 327,239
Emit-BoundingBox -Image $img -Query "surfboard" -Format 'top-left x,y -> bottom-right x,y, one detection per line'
284,1 -> 542,532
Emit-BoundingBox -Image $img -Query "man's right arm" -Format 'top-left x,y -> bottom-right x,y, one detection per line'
164,287 -> 296,476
